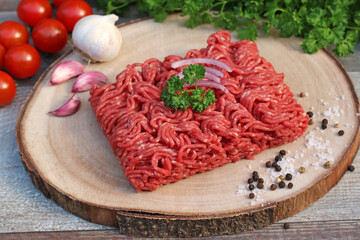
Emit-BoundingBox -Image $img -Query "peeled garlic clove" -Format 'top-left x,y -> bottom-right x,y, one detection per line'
71,71 -> 108,92
72,14 -> 122,62
49,94 -> 81,117
50,60 -> 85,85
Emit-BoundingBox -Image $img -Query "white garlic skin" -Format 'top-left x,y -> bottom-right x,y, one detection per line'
72,14 -> 122,62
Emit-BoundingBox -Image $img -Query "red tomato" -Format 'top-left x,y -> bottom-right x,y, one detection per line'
0,21 -> 29,49
0,71 -> 16,106
32,19 -> 68,53
56,0 -> 93,32
53,0 -> 70,8
4,44 -> 41,79
17,0 -> 52,27
0,44 -> 5,69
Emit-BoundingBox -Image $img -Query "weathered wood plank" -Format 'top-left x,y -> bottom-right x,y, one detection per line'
1,220 -> 360,240
0,0 -> 21,11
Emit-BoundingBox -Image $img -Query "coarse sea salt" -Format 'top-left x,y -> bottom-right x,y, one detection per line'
302,161 -> 310,167
250,188 -> 266,206
305,132 -> 329,150
312,162 -> 320,167
323,106 -> 340,119
236,185 -> 246,194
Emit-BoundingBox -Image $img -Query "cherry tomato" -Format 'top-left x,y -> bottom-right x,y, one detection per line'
0,21 -> 29,49
0,44 -> 5,69
17,0 -> 52,27
53,0 -> 70,8
4,44 -> 41,79
0,71 -> 16,106
56,0 -> 93,32
32,19 -> 68,53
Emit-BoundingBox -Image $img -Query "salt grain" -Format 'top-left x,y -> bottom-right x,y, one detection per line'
236,185 -> 246,194
312,162 -> 320,167
323,106 -> 340,119
302,161 -> 310,167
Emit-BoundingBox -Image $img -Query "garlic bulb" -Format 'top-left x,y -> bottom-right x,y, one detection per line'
72,14 -> 122,62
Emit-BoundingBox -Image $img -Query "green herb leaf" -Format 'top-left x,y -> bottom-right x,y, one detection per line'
161,64 -> 216,112
166,75 -> 184,93
237,21 -> 258,41
97,0 -> 360,57
182,64 -> 206,84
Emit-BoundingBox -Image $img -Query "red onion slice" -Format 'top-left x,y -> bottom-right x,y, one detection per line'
205,67 -> 224,77
72,71 -> 108,92
204,71 -> 221,83
49,94 -> 81,117
177,71 -> 221,83
171,58 -> 233,73
184,80 -> 229,93
50,60 -> 85,85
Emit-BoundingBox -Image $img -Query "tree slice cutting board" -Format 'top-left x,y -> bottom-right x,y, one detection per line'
16,15 -> 359,238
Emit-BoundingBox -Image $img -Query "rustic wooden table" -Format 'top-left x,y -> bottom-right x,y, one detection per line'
1,1 -> 359,239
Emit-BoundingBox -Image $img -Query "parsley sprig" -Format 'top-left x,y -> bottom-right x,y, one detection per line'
96,0 -> 360,57
160,64 -> 216,112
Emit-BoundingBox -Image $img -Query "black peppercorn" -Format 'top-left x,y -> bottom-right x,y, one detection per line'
272,162 -> 278,168
249,193 -> 255,199
338,130 -> 345,136
279,150 -> 286,156
252,175 -> 259,181
275,155 -> 281,162
322,119 -> 328,124
284,223 -> 290,229
321,122 -> 327,129
258,178 -> 264,184
252,171 -> 259,176
257,182 -> 264,189
275,165 -> 282,172
279,181 -> 285,188
248,178 -> 254,184
306,111 -> 313,118
249,184 -> 255,191
270,184 -> 277,191
266,161 -> 272,168
348,165 -> 355,172
285,173 -> 292,181
288,182 -> 293,189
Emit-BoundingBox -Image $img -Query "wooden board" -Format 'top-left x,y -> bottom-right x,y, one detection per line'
16,15 -> 360,238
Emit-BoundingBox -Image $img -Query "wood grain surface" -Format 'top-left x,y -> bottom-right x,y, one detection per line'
14,15 -> 360,237
1,2 -> 360,239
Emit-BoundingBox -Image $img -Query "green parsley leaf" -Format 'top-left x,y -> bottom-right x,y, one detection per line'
97,0 -> 360,57
166,75 -> 184,93
262,21 -> 271,35
306,7 -> 327,28
161,64 -> 216,112
191,88 -> 215,113
202,89 -> 216,108
354,11 -> 360,26
237,22 -> 258,41
182,64 -> 206,84
334,30 -> 358,56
